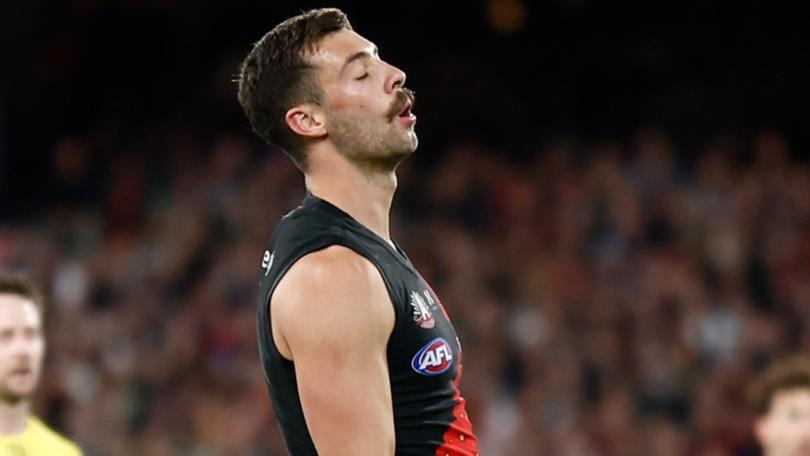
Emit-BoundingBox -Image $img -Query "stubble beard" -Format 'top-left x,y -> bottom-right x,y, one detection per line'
0,381 -> 31,405
0,365 -> 40,405
327,90 -> 418,174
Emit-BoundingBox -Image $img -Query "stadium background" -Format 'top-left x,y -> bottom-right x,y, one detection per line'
1,0 -> 809,454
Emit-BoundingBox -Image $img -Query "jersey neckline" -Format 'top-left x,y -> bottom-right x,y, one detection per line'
303,192 -> 413,266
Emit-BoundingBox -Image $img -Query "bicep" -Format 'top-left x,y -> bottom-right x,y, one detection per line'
294,336 -> 393,455
274,246 -> 396,455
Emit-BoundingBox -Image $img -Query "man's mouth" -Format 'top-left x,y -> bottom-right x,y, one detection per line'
390,89 -> 416,124
398,101 -> 413,118
9,366 -> 32,377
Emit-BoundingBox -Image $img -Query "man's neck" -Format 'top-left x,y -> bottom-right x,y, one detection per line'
305,150 -> 398,246
0,399 -> 29,435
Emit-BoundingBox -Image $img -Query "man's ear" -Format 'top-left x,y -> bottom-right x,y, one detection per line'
285,105 -> 327,139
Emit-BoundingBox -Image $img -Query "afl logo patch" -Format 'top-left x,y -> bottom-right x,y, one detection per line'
411,337 -> 454,376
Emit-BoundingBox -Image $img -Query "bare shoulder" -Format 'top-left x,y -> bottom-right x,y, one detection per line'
272,246 -> 397,453
272,245 -> 394,349
278,245 -> 381,290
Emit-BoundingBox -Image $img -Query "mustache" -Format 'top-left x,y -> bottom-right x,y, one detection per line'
386,88 -> 416,121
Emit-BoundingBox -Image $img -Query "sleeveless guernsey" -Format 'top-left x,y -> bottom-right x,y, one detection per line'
257,193 -> 478,455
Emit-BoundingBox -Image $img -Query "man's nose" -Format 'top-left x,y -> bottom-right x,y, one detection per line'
10,336 -> 34,359
386,64 -> 406,93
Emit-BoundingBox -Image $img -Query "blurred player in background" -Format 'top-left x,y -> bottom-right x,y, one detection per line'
0,273 -> 82,455
749,356 -> 810,456
238,7 -> 478,455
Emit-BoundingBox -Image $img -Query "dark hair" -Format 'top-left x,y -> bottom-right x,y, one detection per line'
237,8 -> 352,170
0,272 -> 44,314
748,355 -> 810,416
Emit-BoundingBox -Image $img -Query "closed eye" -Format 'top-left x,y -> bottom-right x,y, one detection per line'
356,73 -> 369,80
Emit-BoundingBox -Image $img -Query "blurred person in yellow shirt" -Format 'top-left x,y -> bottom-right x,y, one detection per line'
750,355 -> 810,456
0,273 -> 82,455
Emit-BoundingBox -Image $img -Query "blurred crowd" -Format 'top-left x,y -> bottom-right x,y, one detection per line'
1,126 -> 808,455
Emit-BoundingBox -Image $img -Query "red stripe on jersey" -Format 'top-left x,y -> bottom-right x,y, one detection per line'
421,278 -> 479,455
434,360 -> 478,456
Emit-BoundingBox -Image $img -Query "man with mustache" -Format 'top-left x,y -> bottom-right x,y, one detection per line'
238,8 -> 478,455
749,356 -> 810,456
0,273 -> 82,455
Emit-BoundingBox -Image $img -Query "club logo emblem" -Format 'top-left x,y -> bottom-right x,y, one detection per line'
410,290 -> 436,329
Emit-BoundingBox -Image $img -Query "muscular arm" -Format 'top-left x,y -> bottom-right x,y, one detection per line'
271,245 -> 396,455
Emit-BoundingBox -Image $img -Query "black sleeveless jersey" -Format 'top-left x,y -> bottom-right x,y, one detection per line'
257,194 -> 478,456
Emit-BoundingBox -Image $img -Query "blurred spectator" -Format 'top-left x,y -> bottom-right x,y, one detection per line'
2,125 -> 808,454
3,2 -> 810,454
747,355 -> 810,456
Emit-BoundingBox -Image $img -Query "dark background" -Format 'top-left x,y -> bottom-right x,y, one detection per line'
1,1 -> 809,455
2,1 -> 808,215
